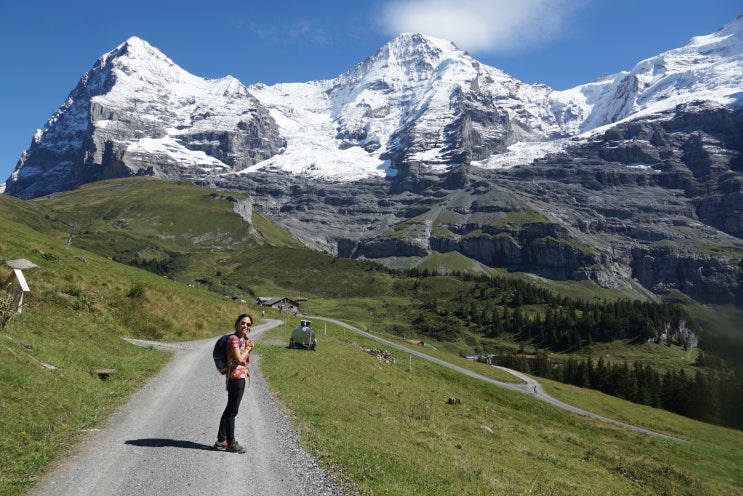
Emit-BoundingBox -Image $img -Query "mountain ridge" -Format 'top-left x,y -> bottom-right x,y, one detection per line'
6,18 -> 743,193
3,16 -> 743,305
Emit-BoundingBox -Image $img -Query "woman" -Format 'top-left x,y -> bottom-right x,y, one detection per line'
215,313 -> 254,453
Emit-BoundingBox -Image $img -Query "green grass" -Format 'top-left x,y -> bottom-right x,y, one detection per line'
31,177 -> 302,291
486,209 -> 551,227
570,339 -> 699,372
260,323 -> 743,495
2,177 -> 743,494
38,178 -> 254,250
542,379 -> 743,488
0,310 -> 172,493
415,251 -> 490,274
0,213 -> 263,495
698,241 -> 743,257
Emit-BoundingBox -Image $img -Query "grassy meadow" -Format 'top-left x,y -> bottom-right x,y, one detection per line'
259,323 -> 743,495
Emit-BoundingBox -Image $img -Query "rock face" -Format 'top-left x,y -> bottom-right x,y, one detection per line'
5,18 -> 743,305
210,103 -> 743,305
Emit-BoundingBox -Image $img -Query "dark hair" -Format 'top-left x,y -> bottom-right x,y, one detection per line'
234,313 -> 253,329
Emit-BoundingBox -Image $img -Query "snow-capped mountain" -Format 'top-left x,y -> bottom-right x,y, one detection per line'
4,14 -> 743,305
246,33 -> 576,180
6,32 -> 579,194
6,16 -> 743,196
566,13 -> 743,130
5,37 -> 285,198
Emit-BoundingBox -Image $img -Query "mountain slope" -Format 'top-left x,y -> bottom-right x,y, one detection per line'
3,16 -> 743,305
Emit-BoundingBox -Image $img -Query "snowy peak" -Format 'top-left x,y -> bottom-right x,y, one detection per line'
567,13 -> 743,131
94,36 -> 245,101
4,13 -> 743,199
78,37 -> 186,97
364,33 -> 468,81
307,31 -> 568,177
5,36 -> 285,199
631,14 -> 743,109
384,32 -> 461,60
684,12 -> 743,57
336,32 -> 512,95
243,33 -> 508,183
105,36 -> 174,68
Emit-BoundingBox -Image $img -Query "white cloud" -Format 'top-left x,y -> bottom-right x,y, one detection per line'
380,0 -> 586,55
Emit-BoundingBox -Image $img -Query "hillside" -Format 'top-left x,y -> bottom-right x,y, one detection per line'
259,323 -> 743,495
13,178 -> 742,365
0,201 -> 264,494
1,182 -> 743,494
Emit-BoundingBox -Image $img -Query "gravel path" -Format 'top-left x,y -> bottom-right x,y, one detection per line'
29,320 -> 348,496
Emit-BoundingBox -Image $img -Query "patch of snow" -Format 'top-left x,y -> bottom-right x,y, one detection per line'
627,163 -> 659,171
127,137 -> 230,169
473,140 -> 570,169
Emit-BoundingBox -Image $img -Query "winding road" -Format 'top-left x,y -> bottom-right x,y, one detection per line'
312,315 -> 685,442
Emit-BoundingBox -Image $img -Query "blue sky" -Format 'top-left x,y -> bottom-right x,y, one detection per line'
1,0 -> 741,185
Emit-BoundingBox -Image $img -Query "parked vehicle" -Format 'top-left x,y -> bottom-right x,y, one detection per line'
289,320 -> 317,350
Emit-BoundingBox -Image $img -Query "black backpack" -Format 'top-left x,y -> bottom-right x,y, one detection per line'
213,333 -> 236,375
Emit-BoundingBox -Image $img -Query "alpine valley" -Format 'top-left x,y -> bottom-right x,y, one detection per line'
4,14 -> 743,309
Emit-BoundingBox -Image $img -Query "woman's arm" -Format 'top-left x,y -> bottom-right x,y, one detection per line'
232,340 -> 254,366
231,345 -> 245,366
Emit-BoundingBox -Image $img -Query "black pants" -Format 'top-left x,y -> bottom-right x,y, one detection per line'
218,378 -> 245,443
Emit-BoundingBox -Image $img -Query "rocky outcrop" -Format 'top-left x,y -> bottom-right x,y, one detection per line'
631,246 -> 743,304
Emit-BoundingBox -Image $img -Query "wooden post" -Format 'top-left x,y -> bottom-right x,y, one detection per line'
13,269 -> 29,313
3,268 -> 31,313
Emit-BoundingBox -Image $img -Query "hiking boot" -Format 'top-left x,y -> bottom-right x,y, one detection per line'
226,441 -> 246,454
213,441 -> 228,451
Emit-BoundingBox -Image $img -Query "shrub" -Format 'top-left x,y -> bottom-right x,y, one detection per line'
127,283 -> 147,299
0,291 -> 15,329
